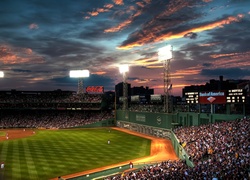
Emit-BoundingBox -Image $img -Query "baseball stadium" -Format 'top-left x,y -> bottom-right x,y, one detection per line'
0,78 -> 249,180
1,0 -> 250,179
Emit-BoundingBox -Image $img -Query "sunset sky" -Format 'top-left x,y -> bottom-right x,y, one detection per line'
0,0 -> 250,96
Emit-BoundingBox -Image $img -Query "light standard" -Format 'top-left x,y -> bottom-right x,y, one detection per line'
119,64 -> 129,111
69,70 -> 90,94
0,71 -> 3,135
158,45 -> 173,113
0,71 -> 4,78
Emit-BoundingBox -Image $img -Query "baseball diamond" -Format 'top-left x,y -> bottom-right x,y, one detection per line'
0,127 -> 177,180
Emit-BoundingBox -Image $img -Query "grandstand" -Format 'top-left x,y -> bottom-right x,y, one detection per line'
103,117 -> 249,179
0,89 -> 113,129
0,82 -> 249,179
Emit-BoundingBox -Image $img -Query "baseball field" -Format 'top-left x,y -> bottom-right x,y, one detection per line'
0,128 -> 151,180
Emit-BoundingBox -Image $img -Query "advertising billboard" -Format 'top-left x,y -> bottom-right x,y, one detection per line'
150,94 -> 163,103
131,95 -> 140,102
86,86 -> 104,93
199,91 -> 226,104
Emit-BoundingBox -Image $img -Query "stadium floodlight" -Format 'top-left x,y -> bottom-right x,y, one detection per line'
0,71 -> 4,78
69,70 -> 90,78
158,45 -> 173,113
119,64 -> 129,111
158,45 -> 172,61
69,70 -> 90,94
119,64 -> 129,74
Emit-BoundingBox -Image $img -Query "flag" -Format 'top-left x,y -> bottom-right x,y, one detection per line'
168,84 -> 172,90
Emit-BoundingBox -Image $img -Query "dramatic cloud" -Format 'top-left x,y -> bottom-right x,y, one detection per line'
118,14 -> 244,49
184,32 -> 198,39
0,0 -> 249,96
0,45 -> 45,64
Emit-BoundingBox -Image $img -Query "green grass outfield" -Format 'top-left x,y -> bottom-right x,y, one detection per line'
0,128 -> 151,180
0,131 -> 5,136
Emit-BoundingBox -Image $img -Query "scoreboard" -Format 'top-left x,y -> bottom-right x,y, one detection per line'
226,89 -> 246,103
185,92 -> 199,104
185,89 -> 246,104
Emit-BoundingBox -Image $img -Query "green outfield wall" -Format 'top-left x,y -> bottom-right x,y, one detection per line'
116,110 -> 244,128
116,120 -> 194,167
116,110 -> 245,167
116,110 -> 174,129
177,112 -> 245,126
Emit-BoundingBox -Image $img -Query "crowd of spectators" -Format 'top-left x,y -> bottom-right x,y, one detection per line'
105,117 -> 250,179
0,91 -> 112,128
0,93 -> 103,109
0,110 -> 113,129
0,93 -> 102,103
0,102 -> 103,109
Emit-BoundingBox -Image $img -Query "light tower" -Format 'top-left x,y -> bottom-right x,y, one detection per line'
69,70 -> 89,94
0,71 -> 4,78
0,71 -> 4,129
158,45 -> 173,113
119,64 -> 129,111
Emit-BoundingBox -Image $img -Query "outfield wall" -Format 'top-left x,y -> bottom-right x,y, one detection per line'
116,110 -> 244,128
116,110 -> 244,167
116,110 -> 174,129
116,120 -> 194,167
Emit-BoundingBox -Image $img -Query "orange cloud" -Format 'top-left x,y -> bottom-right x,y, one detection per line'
210,52 -> 249,59
88,11 -> 99,16
94,71 -> 107,75
85,4 -> 113,18
0,45 -> 45,64
113,0 -> 124,5
104,4 -> 114,9
145,65 -> 163,68
171,75 -> 185,79
174,69 -> 201,76
133,78 -> 152,84
172,83 -> 191,88
199,42 -> 220,47
118,14 -> 244,49
105,0 -> 151,33
160,14 -> 243,39
105,19 -> 133,33
132,57 -> 162,68
128,5 -> 136,11
210,51 -> 250,68
136,2 -> 145,8
105,8 -> 143,33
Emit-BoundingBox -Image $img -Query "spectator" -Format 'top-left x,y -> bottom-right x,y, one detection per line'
105,117 -> 250,179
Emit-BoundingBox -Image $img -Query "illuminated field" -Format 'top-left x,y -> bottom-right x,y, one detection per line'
0,128 -> 151,180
